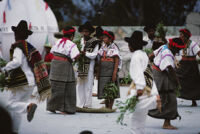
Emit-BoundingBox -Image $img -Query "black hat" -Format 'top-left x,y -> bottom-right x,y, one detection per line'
78,21 -> 95,33
144,24 -> 156,32
94,26 -> 103,37
54,32 -> 63,39
11,20 -> 33,35
124,31 -> 147,46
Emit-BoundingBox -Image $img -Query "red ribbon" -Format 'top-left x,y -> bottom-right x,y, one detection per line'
57,38 -> 70,48
45,2 -> 48,10
179,29 -> 192,37
3,11 -> 6,23
103,30 -> 115,40
29,22 -> 32,30
169,38 -> 186,49
62,29 -> 75,35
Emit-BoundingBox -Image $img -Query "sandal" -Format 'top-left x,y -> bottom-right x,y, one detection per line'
27,103 -> 37,122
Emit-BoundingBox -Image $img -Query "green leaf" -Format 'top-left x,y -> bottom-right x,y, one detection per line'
116,96 -> 138,125
102,82 -> 119,100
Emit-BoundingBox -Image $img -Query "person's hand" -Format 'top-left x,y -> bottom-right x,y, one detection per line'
81,51 -> 86,55
156,95 -> 162,113
136,89 -> 143,97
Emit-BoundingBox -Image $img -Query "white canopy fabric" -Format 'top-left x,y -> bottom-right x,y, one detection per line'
0,0 -> 58,61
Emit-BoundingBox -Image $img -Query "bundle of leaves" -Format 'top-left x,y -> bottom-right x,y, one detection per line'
120,74 -> 132,85
116,96 -> 139,125
73,34 -> 82,51
103,82 -> 119,100
144,48 -> 153,56
0,58 -> 7,91
0,72 -> 6,91
0,58 -> 7,68
72,35 -> 85,71
155,22 -> 167,40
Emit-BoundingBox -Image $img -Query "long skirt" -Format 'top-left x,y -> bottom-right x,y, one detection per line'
47,59 -> 76,114
148,69 -> 179,120
47,80 -> 76,114
176,59 -> 200,100
98,61 -> 120,99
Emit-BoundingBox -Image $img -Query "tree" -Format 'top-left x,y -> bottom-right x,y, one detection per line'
45,0 -> 199,26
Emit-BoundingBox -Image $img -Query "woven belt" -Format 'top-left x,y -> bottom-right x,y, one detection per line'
101,58 -> 114,62
53,55 -> 68,61
181,56 -> 196,61
152,64 -> 161,72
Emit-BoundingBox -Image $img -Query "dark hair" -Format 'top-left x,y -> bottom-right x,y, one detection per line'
15,32 -> 29,40
129,42 -> 143,51
179,28 -> 191,39
63,33 -> 75,38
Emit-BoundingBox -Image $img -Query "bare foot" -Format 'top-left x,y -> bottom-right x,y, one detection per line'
92,93 -> 97,97
60,111 -> 67,115
163,125 -> 178,130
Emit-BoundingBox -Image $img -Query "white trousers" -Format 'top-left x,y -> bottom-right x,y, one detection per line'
130,95 -> 157,134
6,85 -> 35,133
77,76 -> 93,108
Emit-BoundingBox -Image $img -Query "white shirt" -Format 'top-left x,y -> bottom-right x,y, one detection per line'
179,40 -> 200,56
153,45 -> 175,71
51,38 -> 80,60
129,50 -> 158,96
98,42 -> 122,69
3,48 -> 35,86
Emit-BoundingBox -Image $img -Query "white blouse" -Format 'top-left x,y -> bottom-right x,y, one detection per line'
153,45 -> 175,71
179,40 -> 200,56
51,38 -> 80,60
98,42 -> 122,69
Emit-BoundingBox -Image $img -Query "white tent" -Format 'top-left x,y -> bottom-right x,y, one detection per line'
0,0 -> 58,61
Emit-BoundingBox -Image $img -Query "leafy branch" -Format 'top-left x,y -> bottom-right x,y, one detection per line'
116,96 -> 138,125
103,82 -> 119,100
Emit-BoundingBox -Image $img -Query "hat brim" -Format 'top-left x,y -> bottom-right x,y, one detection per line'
124,37 -> 148,46
11,26 -> 33,35
124,37 -> 131,43
54,32 -> 63,39
78,25 -> 95,33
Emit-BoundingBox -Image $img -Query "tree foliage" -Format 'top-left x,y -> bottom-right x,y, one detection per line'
45,0 -> 198,26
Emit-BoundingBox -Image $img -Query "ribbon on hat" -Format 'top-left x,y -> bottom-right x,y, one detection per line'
179,29 -> 192,37
103,30 -> 115,40
62,28 -> 76,35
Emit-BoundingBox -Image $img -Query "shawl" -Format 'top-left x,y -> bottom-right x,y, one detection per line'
9,40 -> 51,101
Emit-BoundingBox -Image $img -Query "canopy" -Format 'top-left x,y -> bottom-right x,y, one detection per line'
0,0 -> 58,60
